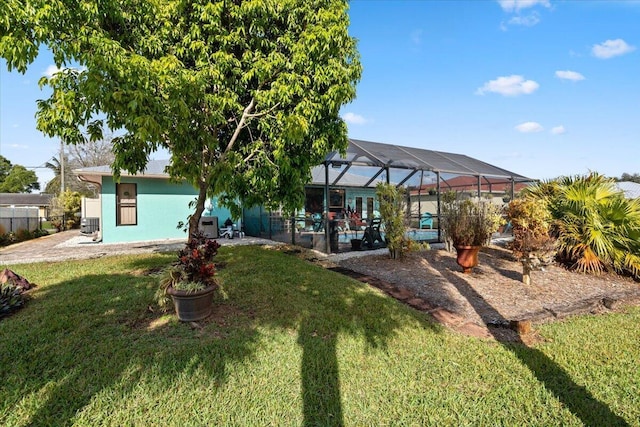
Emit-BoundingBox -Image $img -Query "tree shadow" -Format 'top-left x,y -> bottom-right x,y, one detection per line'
439,266 -> 630,427
1,249 -> 438,426
479,246 -> 523,281
0,255 -> 261,426
216,246 -> 440,426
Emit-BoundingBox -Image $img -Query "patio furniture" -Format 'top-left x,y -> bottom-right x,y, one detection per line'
419,212 -> 433,229
361,218 -> 385,249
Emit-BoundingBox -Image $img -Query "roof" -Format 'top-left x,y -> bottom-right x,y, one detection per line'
74,159 -> 170,178
409,175 -> 531,195
616,181 -> 640,199
74,138 -> 534,188
0,193 -> 54,207
325,139 -> 533,183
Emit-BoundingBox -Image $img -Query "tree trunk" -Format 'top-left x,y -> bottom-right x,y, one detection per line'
522,263 -> 532,285
188,181 -> 208,242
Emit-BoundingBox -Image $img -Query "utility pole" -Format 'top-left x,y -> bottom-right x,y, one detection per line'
60,139 -> 65,195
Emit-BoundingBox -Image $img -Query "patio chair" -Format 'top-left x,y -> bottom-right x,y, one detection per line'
361,218 -> 385,249
311,213 -> 324,232
419,212 -> 433,229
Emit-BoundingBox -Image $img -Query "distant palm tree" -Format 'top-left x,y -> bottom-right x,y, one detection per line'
43,156 -> 66,195
525,173 -> 640,278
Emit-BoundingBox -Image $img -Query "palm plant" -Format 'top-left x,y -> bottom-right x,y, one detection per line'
524,173 -> 640,278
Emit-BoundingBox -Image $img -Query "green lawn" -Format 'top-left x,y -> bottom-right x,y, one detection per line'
1,245 -> 638,426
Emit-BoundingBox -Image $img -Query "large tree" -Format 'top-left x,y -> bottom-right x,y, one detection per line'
0,155 -> 40,193
1,0 -> 361,237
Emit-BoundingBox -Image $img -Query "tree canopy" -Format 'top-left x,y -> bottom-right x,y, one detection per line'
0,156 -> 40,193
1,0 -> 361,236
618,173 -> 640,184
44,134 -> 115,196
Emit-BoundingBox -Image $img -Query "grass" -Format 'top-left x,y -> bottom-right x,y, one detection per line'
1,245 -> 638,426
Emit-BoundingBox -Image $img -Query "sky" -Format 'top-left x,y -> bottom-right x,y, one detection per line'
1,0 -> 639,190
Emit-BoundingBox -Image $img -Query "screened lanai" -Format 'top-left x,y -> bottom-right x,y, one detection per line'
243,138 -> 534,253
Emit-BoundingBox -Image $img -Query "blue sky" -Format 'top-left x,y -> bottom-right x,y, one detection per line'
1,0 -> 639,189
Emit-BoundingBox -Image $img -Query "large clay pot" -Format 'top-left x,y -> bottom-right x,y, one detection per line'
167,284 -> 217,321
454,245 -> 480,274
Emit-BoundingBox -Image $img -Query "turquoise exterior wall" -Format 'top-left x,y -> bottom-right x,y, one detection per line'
101,176 -> 197,243
101,177 -> 238,243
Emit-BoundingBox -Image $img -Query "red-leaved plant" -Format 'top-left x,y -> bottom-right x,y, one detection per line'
156,231 -> 221,310
176,231 -> 220,287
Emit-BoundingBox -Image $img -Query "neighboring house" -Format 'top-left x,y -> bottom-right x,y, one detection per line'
615,181 -> 640,199
0,193 -> 54,219
0,193 -> 54,233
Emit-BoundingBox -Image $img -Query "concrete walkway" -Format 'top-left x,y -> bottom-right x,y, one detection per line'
0,230 -> 280,265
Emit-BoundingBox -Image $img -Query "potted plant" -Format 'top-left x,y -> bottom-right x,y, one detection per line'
505,198 -> 556,285
156,231 -> 221,321
441,192 -> 503,273
344,210 -> 363,250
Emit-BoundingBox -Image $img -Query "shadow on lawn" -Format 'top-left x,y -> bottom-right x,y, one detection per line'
0,258 -> 260,426
439,267 -> 630,427
218,246 -> 440,426
0,249 -> 438,426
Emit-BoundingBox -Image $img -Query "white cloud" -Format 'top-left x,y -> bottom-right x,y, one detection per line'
7,144 -> 29,149
515,122 -> 544,133
498,0 -> 550,12
342,112 -> 368,125
508,12 -> 540,27
550,125 -> 566,135
43,65 -> 63,78
555,70 -> 585,81
592,39 -> 636,59
42,64 -> 86,78
476,75 -> 539,96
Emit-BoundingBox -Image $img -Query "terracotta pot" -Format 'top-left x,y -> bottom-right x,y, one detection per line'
454,245 -> 480,274
167,283 -> 217,321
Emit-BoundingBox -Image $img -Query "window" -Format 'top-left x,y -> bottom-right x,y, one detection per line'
329,189 -> 345,209
116,183 -> 137,226
366,197 -> 374,219
355,197 -> 363,215
305,187 -> 324,213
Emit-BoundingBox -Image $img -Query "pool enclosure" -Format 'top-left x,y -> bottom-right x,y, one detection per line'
243,139 -> 533,253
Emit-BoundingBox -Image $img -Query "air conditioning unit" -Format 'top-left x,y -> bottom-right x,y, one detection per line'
80,217 -> 100,235
199,216 -> 219,238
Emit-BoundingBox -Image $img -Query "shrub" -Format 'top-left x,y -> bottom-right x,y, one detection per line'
441,192 -> 503,247
14,228 -> 32,242
525,173 -> 640,278
506,198 -> 556,284
0,283 -> 25,318
376,183 -> 409,259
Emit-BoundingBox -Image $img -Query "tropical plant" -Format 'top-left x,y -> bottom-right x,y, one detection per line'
505,198 -> 556,285
0,283 -> 24,318
2,1 -> 361,241
156,231 -> 221,311
440,192 -> 503,248
524,173 -> 640,278
376,183 -> 408,259
49,189 -> 82,230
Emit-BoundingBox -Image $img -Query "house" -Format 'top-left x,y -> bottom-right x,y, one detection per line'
75,139 -> 533,251
74,161 -> 236,243
0,193 -> 54,232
